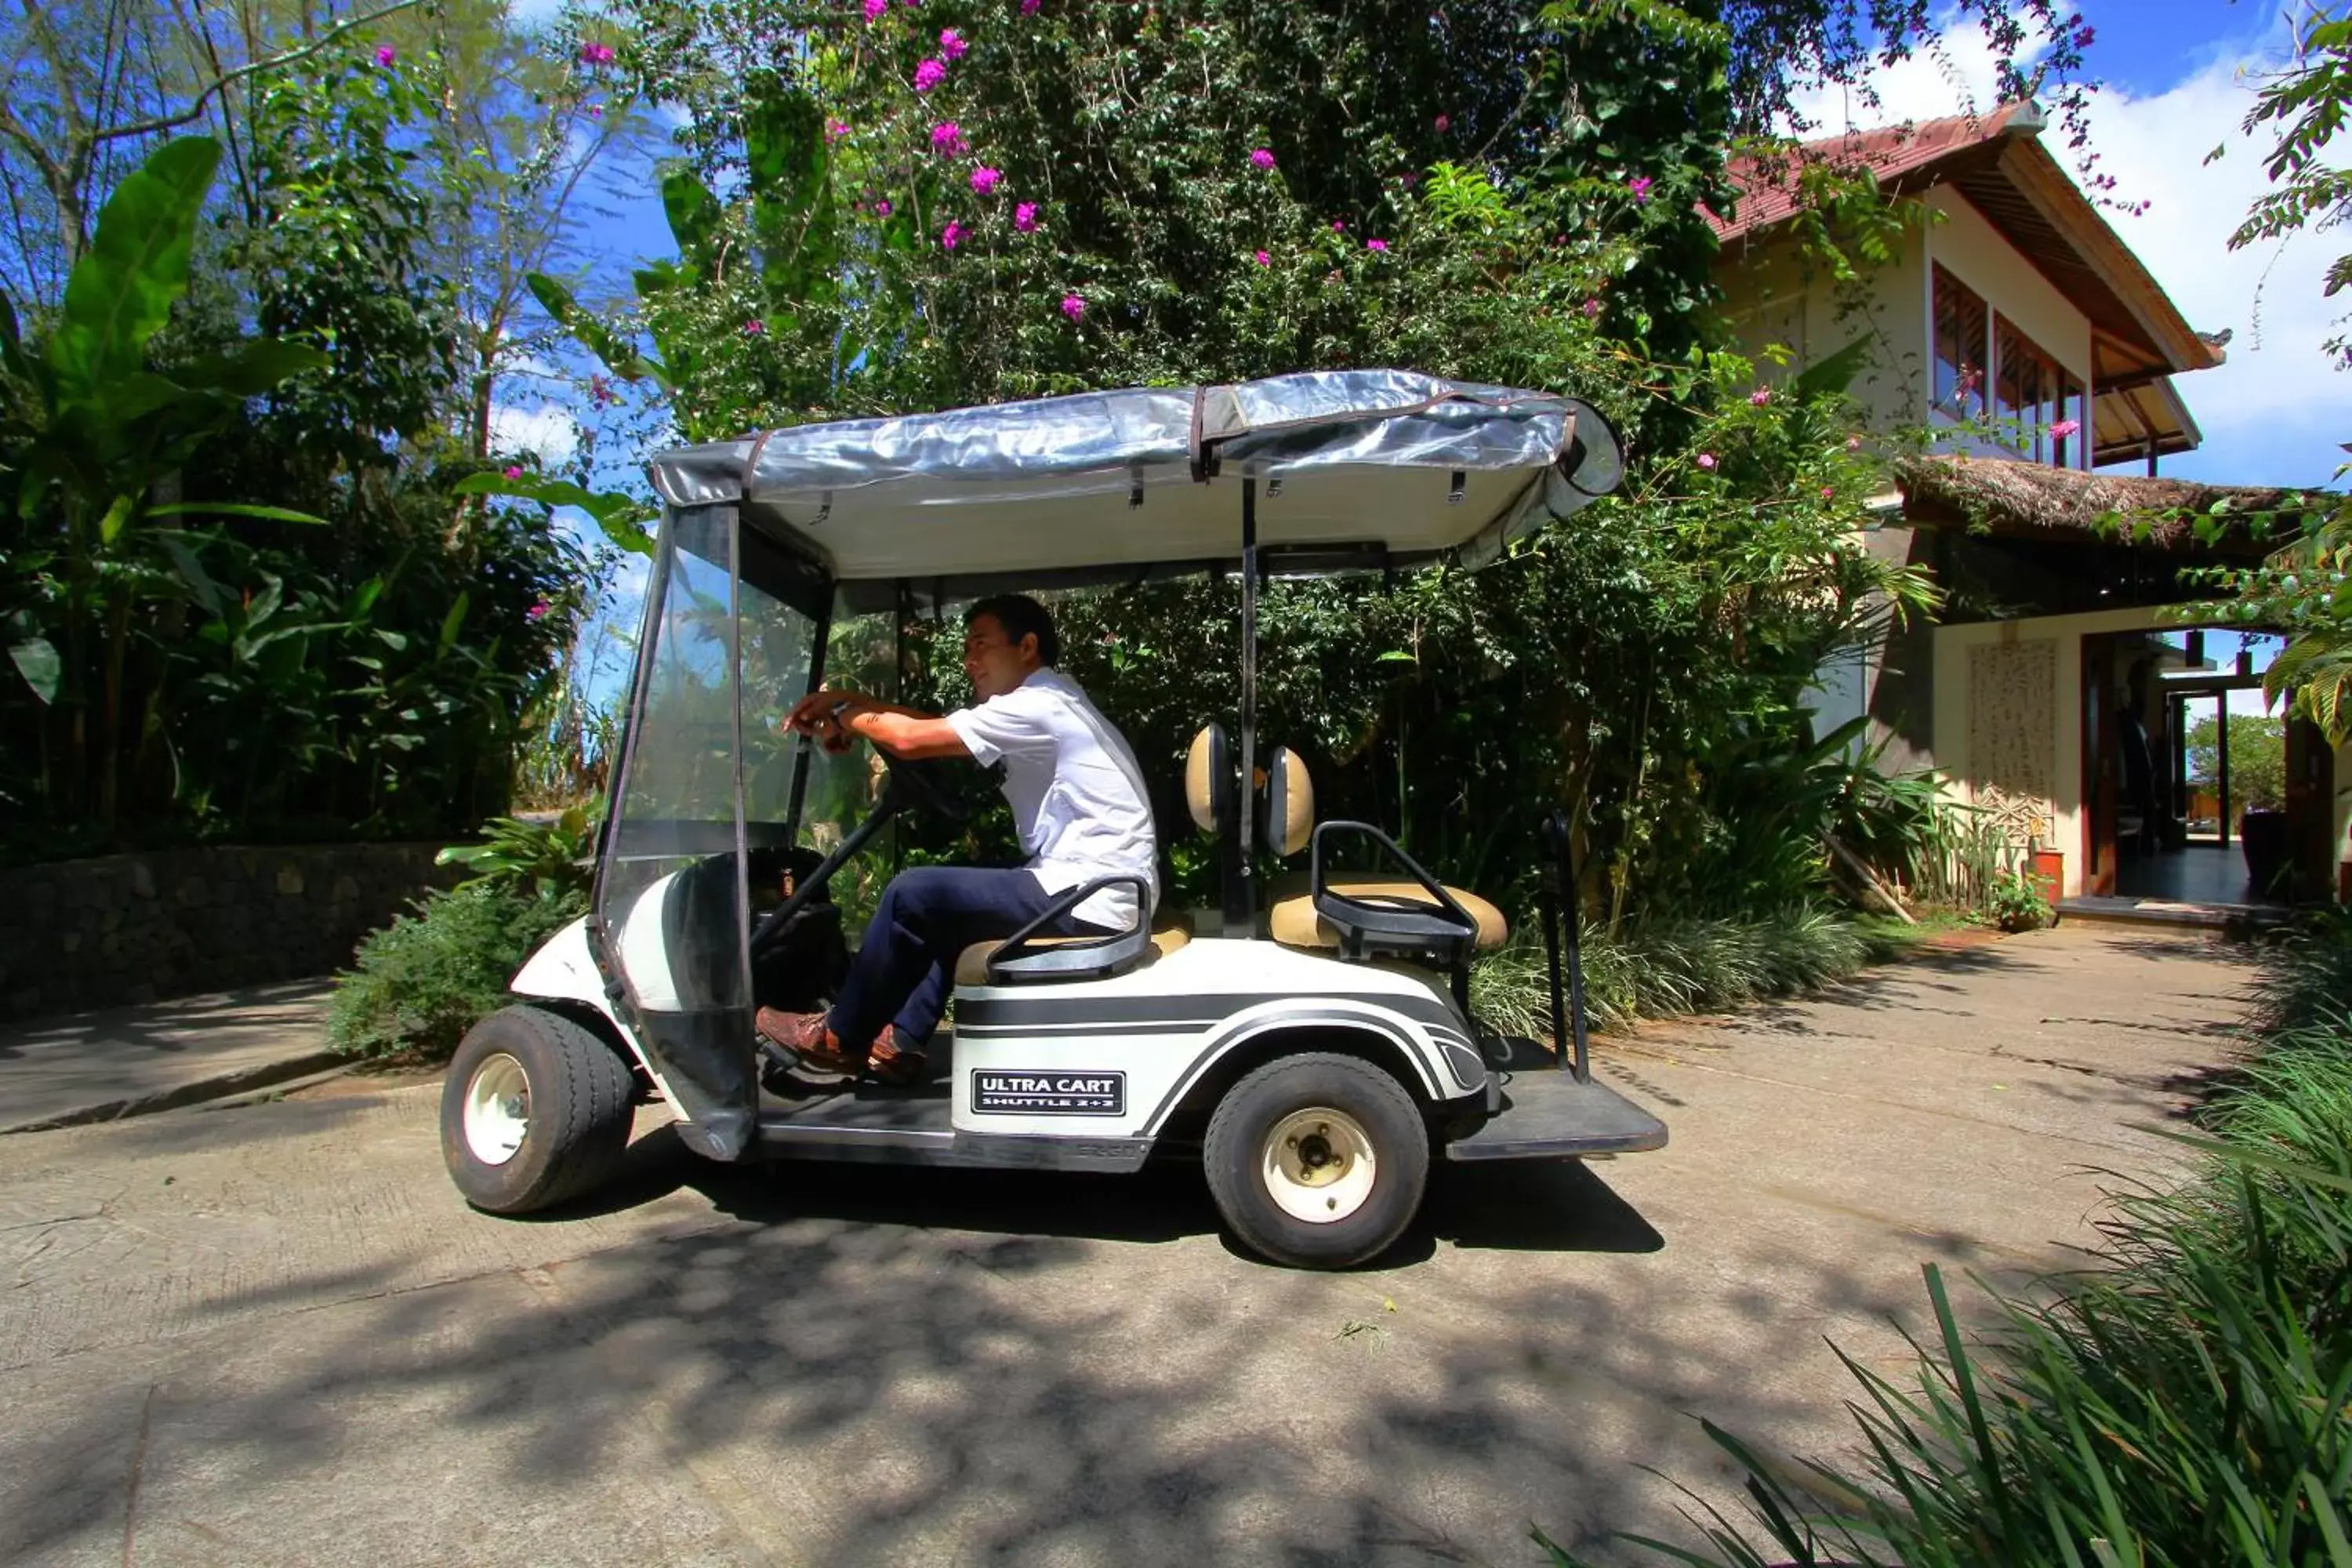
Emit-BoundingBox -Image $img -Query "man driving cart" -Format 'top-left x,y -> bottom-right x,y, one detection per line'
760,593 -> 1159,1084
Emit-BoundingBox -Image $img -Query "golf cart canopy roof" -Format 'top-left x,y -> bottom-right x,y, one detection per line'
645,370 -> 1621,587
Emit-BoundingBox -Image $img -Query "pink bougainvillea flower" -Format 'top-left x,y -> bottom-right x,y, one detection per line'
1250,147 -> 1276,171
970,165 -> 1001,194
374,44 -> 397,65
1365,238 -> 1388,252
527,601 -> 551,621
930,121 -> 967,155
826,118 -> 851,142
1254,249 -> 1271,266
1628,174 -> 1653,202
1696,452 -> 1718,470
863,0 -> 887,18
1748,387 -> 1771,406
1581,298 -> 1602,318
579,42 -> 616,64
742,318 -> 766,336
1820,485 -> 1836,500
1845,434 -> 1862,451
502,465 -> 524,479
2073,24 -> 2094,47
1330,219 -> 1346,232
586,104 -> 603,118
941,219 -> 967,251
1022,0 -> 1041,12
874,198 -> 894,217
1434,113 -> 1450,132
939,27 -> 967,57
1061,293 -> 1085,321
2049,417 -> 2082,438
1014,201 -> 1038,231
913,57 -> 947,92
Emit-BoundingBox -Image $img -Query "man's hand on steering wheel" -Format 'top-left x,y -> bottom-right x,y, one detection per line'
784,688 -> 972,765
785,689 -> 872,753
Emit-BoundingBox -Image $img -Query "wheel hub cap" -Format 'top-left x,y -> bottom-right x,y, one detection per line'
463,1051 -> 532,1166
1262,1107 -> 1377,1225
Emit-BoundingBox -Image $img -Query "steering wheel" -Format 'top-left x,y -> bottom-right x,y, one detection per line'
877,746 -> 975,826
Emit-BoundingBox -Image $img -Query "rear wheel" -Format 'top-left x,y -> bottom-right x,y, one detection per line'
1203,1051 -> 1428,1268
441,1006 -> 636,1214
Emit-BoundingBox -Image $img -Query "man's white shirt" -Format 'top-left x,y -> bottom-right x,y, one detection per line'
943,668 -> 1159,931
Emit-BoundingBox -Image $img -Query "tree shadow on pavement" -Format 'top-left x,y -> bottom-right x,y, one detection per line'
543,1124 -> 1663,1271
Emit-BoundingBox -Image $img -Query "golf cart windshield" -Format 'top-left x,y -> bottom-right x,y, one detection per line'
594,505 -> 834,1156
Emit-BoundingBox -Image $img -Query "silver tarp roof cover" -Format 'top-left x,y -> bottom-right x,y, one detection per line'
645,369 -> 1621,583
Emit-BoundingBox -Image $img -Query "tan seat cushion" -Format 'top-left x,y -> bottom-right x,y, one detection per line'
954,924 -> 1192,987
1265,873 -> 1508,953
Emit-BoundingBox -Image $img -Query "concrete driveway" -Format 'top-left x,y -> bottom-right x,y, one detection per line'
0,924 -> 2255,1566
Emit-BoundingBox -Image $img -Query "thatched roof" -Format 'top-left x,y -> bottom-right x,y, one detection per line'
1894,455 -> 2328,551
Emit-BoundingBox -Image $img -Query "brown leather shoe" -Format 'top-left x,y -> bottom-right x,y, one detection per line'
754,1008 -> 862,1075
866,1025 -> 928,1085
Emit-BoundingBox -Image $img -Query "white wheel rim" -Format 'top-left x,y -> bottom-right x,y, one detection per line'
463,1051 -> 532,1166
1261,1106 -> 1377,1225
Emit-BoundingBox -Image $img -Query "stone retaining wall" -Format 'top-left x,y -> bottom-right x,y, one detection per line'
0,843 -> 464,1022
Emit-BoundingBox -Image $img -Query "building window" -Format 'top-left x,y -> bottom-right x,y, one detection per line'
1993,313 -> 2086,469
1932,265 -> 1987,419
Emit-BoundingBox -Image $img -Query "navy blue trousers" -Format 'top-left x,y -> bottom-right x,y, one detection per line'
827,866 -> 1101,1049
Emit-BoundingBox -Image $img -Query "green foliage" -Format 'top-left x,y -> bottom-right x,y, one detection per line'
1,56 -> 600,857
1985,868 -> 2053,932
435,806 -> 596,898
548,0 -> 1730,437
1540,915 -> 2352,1568
234,43 -> 459,474
328,882 -> 590,1060
2186,711 -> 2287,814
1472,908 -> 1920,1038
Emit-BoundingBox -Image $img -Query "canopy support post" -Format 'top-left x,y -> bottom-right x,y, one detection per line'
1224,476 -> 1261,934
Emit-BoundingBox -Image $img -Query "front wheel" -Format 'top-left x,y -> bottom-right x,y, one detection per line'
1203,1052 -> 1429,1269
441,1006 -> 637,1214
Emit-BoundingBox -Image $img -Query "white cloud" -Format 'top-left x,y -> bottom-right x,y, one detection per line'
1787,22 -> 2035,132
1786,17 -> 2347,490
2080,45 -> 2347,487
488,401 -> 580,463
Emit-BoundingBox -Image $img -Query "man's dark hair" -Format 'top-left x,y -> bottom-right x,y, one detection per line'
966,593 -> 1059,666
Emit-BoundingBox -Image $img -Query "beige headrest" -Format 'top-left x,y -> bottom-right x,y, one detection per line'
1184,724 -> 1227,836
1263,747 -> 1312,858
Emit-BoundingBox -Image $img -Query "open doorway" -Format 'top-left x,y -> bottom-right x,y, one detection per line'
2089,628 -> 2302,906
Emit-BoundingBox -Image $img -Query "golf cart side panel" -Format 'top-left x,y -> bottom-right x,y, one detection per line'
948,939 -> 1481,1139
588,504 -> 826,1161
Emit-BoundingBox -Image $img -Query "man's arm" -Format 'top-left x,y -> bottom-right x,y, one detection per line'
786,690 -> 971,760
844,706 -> 970,760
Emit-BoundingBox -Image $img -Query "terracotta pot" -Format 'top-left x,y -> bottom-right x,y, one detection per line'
2027,849 -> 2063,908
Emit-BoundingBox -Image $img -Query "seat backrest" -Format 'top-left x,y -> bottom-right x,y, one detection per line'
1263,747 -> 1312,858
1185,723 -> 1228,835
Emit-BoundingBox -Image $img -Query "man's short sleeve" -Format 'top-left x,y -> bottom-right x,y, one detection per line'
945,685 -> 1056,767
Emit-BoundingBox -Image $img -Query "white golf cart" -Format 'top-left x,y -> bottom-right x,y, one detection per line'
441,370 -> 1665,1269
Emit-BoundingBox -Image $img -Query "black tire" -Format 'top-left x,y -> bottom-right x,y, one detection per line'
1203,1051 -> 1429,1269
440,1005 -> 637,1214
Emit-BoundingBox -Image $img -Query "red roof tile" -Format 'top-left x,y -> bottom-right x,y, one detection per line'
1708,103 -> 2037,242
